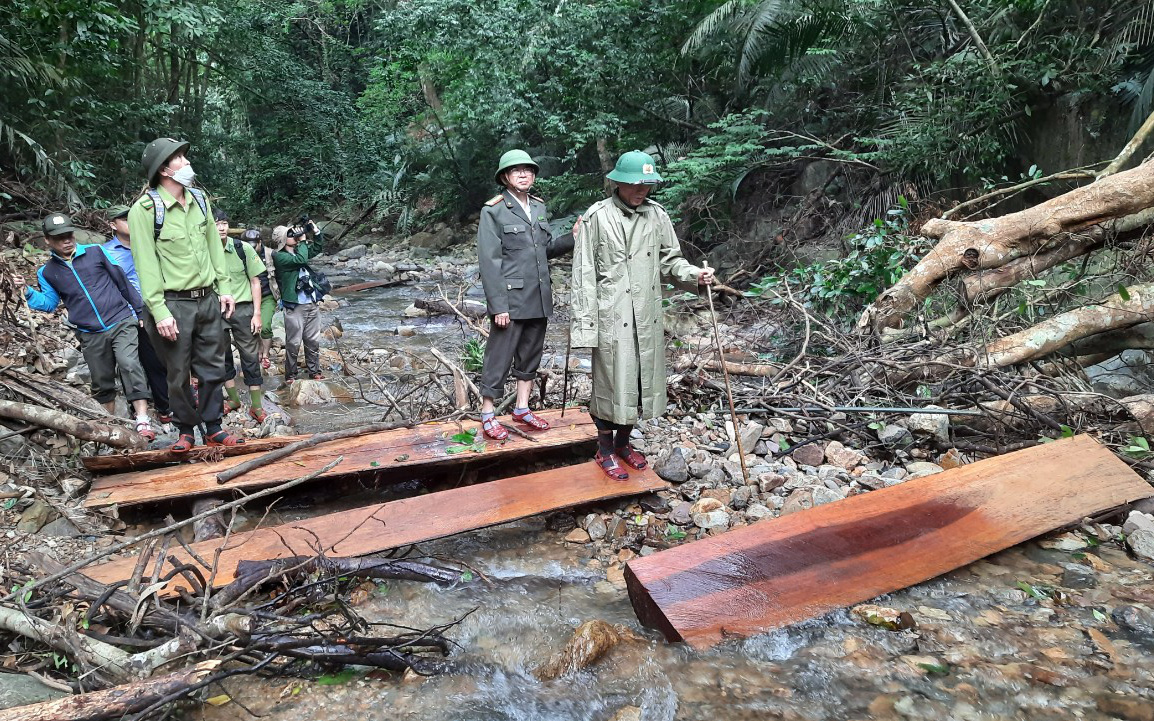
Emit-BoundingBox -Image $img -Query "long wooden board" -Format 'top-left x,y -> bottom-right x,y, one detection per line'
625,435 -> 1153,649
82,435 -> 304,474
84,409 -> 595,509
85,462 -> 666,593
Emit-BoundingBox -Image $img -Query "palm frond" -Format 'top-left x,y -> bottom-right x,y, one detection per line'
683,0 -> 748,55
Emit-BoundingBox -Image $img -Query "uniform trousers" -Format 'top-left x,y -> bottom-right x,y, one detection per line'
137,326 -> 170,414
77,318 -> 151,405
223,301 -> 263,387
283,302 -> 322,378
478,317 -> 547,399
146,293 -> 226,429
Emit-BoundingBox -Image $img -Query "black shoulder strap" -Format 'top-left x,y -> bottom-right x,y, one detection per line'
188,187 -> 209,220
233,238 -> 250,276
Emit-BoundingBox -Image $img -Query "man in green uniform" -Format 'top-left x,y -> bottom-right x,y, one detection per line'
214,209 -> 268,422
476,149 -> 577,440
271,221 -> 325,382
571,150 -> 713,480
127,137 -> 244,452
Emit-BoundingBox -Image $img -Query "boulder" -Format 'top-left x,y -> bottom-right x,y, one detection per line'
286,380 -> 353,406
654,447 -> 689,483
409,223 -> 457,251
1127,529 -> 1154,562
336,244 -> 368,260
1123,511 -> 1154,536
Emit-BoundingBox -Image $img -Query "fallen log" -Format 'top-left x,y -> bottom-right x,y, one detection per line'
0,399 -> 145,449
82,435 -> 301,474
331,279 -> 404,294
414,297 -> 486,319
859,159 -> 1154,333
625,435 -> 1152,648
0,661 -> 220,721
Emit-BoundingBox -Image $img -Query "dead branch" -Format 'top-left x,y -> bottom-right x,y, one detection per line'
1099,109 -> 1154,179
415,297 -> 486,319
0,399 -> 144,449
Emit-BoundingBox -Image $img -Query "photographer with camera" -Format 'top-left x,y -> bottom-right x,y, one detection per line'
271,218 -> 326,383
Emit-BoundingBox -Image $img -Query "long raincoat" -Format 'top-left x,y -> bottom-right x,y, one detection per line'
570,194 -> 702,425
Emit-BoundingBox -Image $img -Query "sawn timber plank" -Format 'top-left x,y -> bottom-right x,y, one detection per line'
84,462 -> 666,593
82,435 -> 304,474
84,409 -> 595,509
624,435 -> 1153,649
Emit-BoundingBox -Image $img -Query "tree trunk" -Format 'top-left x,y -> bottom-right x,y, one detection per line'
859,160 -> 1154,333
0,400 -> 145,449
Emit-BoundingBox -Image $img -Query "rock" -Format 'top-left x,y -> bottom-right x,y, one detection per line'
811,486 -> 844,506
1038,532 -> 1089,551
546,513 -> 576,532
16,501 -> 50,533
690,497 -> 724,515
402,304 -> 429,318
877,424 -> 914,449
39,516 -> 81,537
790,443 -> 824,467
286,380 -> 353,406
758,472 -> 786,493
372,261 -> 396,274
746,503 -> 773,520
730,486 -> 752,510
584,515 -> 608,541
693,509 -> 730,529
336,244 -> 368,260
852,604 -> 916,631
606,517 -> 628,539
780,489 -> 814,516
739,422 -> 765,455
1133,497 -> 1154,516
688,461 -> 713,479
654,447 -> 689,483
705,466 -> 728,485
1096,695 -> 1154,721
1123,510 -> 1154,536
0,672 -> 68,710
409,224 -> 457,251
700,488 -> 731,506
670,502 -> 693,526
904,461 -> 944,479
1112,605 -> 1154,645
905,407 -> 950,443
564,528 -> 591,543
823,440 -> 863,470
858,473 -> 887,490
638,493 -> 670,513
1127,528 -> 1154,561
608,706 -> 643,721
1060,566 -> 1097,589
678,480 -> 710,502
533,620 -> 636,680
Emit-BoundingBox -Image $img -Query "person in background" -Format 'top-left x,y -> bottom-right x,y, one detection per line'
214,210 -> 268,422
19,213 -> 155,440
270,221 -> 324,383
241,228 -> 278,369
570,150 -> 713,480
102,204 -> 171,424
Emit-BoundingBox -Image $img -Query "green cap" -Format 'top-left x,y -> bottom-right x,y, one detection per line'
107,205 -> 131,220
141,137 -> 191,186
42,213 -> 77,237
606,150 -> 663,185
494,149 -> 539,185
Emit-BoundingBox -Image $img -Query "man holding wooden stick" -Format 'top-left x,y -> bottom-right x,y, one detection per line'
571,151 -> 713,480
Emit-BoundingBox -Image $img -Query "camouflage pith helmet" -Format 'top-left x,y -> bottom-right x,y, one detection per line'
494,149 -> 539,186
141,137 -> 191,186
606,150 -> 663,185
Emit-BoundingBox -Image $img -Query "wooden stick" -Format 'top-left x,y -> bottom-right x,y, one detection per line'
702,264 -> 749,484
0,399 -> 144,449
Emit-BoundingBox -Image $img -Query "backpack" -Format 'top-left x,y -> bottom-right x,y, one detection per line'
144,187 -> 208,239
234,238 -> 274,298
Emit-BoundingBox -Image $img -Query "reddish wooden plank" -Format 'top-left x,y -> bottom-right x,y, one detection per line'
83,409 -> 596,509
85,462 -> 666,593
82,435 -> 304,474
625,435 -> 1153,649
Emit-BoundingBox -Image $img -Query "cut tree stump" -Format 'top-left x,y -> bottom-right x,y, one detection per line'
84,409 -> 595,509
624,435 -> 1152,649
83,462 -> 666,594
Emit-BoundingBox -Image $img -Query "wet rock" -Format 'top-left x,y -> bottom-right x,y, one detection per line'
608,706 -> 642,721
1112,605 -> 1154,645
670,502 -> 693,526
533,620 -> 640,681
790,443 -> 825,467
564,528 -> 591,543
904,461 -> 944,479
638,493 -> 670,513
694,509 -> 730,529
654,447 -> 689,483
746,503 -> 773,520
286,380 -> 354,406
605,517 -> 628,539
1123,510 -> 1154,536
545,513 -> 576,532
336,244 -> 368,260
584,515 -> 608,541
0,672 -> 68,710
781,489 -> 814,516
731,486 -> 752,510
906,407 -> 950,443
1127,529 -> 1154,561
877,424 -> 914,449
823,440 -> 863,469
396,325 -> 417,337
1096,695 -> 1154,721
1060,566 -> 1097,589
811,486 -> 844,506
402,304 -> 429,318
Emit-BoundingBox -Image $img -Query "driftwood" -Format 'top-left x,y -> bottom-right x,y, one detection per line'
331,279 -> 404,294
415,297 -> 486,319
0,399 -> 144,449
0,661 -> 221,721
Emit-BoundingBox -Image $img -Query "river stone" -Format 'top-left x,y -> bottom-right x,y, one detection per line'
877,424 -> 914,449
1113,605 -> 1154,645
731,486 -> 753,510
739,422 -> 765,455
688,460 -> 713,479
286,380 -> 353,406
781,489 -> 814,516
811,486 -> 844,506
791,443 -> 824,467
858,473 -> 886,490
904,461 -> 944,479
758,472 -> 786,493
824,440 -> 863,469
564,528 -> 591,543
678,480 -> 710,502
746,503 -> 773,520
693,509 -> 730,529
704,466 -> 728,485
1123,511 -> 1154,536
638,493 -> 670,513
336,244 -> 368,260
690,497 -> 724,515
606,516 -> 628,539
1061,566 -> 1098,589
0,673 -> 67,710
608,706 -> 642,721
655,447 -> 689,483
1127,529 -> 1154,561
402,304 -> 429,318
670,502 -> 693,526
584,515 -> 608,541
906,407 -> 950,443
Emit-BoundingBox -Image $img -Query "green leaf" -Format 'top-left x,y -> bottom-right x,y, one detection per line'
445,444 -> 471,455
449,429 -> 478,444
317,670 -> 357,686
369,460 -> 380,467
1017,581 -> 1046,599
1092,609 -> 1107,622
1060,425 -> 1074,438
460,571 -> 474,582
918,662 -> 950,675
1118,284 -> 1131,302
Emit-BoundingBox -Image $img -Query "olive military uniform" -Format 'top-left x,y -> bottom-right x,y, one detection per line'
476,189 -> 574,399
221,240 -> 266,388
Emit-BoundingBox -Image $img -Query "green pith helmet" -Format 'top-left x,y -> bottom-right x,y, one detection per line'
606,150 -> 663,185
141,137 -> 191,186
107,205 -> 131,220
494,149 -> 539,186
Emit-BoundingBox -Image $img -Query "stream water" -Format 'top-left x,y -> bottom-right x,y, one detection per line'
194,272 -> 1154,721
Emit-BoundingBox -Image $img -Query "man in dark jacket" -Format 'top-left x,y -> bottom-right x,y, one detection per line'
18,213 -> 156,440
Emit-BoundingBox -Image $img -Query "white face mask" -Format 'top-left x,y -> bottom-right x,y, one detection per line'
171,165 -> 196,187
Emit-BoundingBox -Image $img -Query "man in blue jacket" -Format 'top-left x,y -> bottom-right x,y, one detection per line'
17,213 -> 156,441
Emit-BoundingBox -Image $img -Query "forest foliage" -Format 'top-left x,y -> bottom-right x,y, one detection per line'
0,0 -> 1151,236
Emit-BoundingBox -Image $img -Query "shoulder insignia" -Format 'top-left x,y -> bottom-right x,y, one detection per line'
137,196 -> 154,210
484,195 -> 503,207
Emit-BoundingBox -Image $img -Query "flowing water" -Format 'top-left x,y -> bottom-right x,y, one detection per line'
196,271 -> 1154,721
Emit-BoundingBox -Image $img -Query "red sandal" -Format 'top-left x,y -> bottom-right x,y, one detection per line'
594,451 -> 629,481
512,409 -> 550,431
171,433 -> 196,454
481,416 -> 509,441
616,445 -> 648,470
249,407 -> 268,423
206,430 -> 246,447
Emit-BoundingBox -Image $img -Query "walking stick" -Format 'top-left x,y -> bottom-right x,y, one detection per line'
703,263 -> 750,484
560,324 -> 572,418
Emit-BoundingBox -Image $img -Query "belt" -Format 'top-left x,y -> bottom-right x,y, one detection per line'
164,287 -> 213,300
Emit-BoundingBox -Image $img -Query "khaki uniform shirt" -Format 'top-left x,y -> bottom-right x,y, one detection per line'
221,240 -> 266,304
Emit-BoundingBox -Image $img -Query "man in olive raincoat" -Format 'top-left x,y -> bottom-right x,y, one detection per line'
571,150 -> 713,480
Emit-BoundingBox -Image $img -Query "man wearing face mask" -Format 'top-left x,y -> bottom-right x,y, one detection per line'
127,137 -> 242,453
